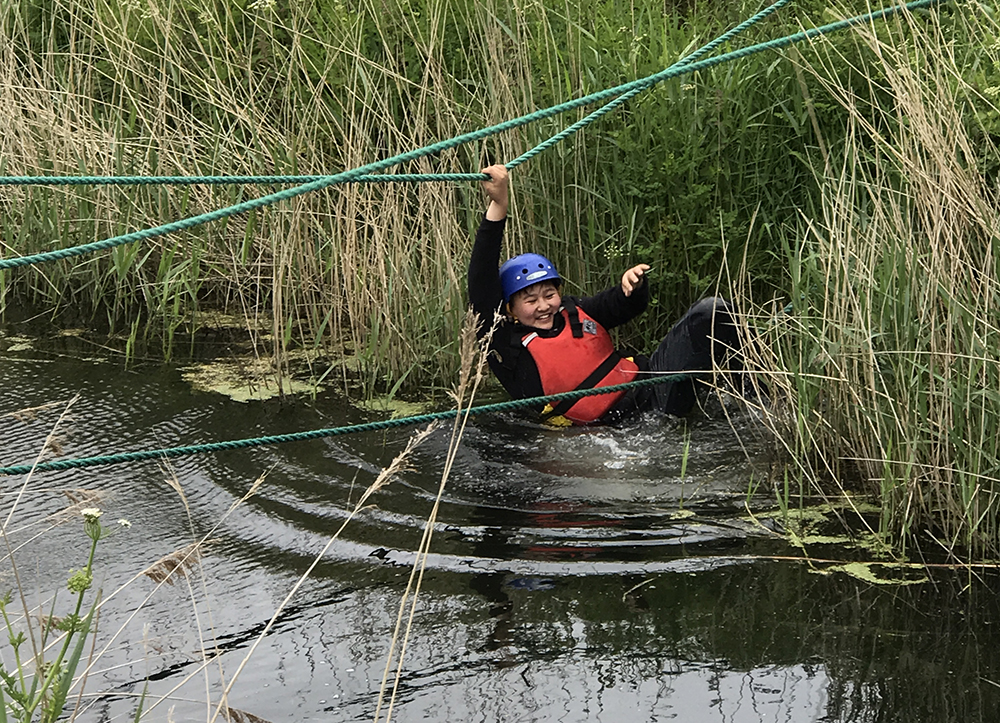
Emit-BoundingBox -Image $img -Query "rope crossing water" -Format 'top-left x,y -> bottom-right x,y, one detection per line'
0,374 -> 686,476
0,0 -> 943,477
0,0 -> 941,271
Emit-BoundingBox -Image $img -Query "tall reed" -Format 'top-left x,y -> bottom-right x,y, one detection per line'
749,3 -> 1000,557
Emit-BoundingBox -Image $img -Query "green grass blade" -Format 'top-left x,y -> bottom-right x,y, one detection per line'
42,599 -> 97,723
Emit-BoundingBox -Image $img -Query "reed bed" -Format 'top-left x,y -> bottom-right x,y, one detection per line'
2,0 -> 827,388
748,3 -> 1000,557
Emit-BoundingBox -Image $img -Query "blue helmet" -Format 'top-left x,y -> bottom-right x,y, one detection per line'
499,253 -> 561,302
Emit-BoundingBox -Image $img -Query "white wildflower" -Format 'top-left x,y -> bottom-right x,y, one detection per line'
81,508 -> 103,523
82,507 -> 104,541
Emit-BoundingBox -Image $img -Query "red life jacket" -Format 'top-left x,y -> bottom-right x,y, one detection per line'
520,300 -> 639,424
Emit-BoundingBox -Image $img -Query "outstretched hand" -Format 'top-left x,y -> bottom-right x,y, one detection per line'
480,164 -> 509,220
621,264 -> 651,297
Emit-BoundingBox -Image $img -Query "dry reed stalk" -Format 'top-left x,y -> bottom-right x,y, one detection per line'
375,308 -> 495,723
1,394 -> 79,533
218,706 -> 273,723
158,456 -> 236,719
203,416 -> 441,723
142,542 -> 202,586
63,469 -> 269,720
710,218 -> 801,476
0,400 -> 70,422
0,490 -> 106,565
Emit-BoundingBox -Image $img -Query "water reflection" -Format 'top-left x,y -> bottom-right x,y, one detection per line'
1,334 -> 999,722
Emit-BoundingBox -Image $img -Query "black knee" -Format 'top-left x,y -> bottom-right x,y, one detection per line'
687,297 -> 739,355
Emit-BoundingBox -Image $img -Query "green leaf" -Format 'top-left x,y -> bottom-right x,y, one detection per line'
42,597 -> 97,723
0,667 -> 27,707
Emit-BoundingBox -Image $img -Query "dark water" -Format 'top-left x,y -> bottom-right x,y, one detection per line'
2,331 -> 1000,722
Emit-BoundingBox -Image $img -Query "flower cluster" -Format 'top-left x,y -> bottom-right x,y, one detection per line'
81,507 -> 103,541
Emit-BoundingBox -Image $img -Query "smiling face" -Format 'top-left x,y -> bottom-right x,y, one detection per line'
508,281 -> 561,329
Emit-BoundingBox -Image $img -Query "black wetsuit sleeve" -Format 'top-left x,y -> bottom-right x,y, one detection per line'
468,215 -> 506,338
576,279 -> 649,330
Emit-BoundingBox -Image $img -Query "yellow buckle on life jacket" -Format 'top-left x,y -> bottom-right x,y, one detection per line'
541,403 -> 574,427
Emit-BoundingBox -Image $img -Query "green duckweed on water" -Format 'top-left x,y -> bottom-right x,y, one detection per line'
181,358 -> 321,402
356,395 -> 431,418
752,496 -> 898,554
818,561 -> 930,586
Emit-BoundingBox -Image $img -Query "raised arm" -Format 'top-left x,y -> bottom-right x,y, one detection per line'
578,264 -> 650,329
467,165 -> 511,337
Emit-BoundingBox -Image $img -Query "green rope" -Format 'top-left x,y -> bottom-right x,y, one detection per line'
0,173 -> 487,187
3,0 -> 791,188
507,0 -> 793,169
0,373 -> 691,476
0,0 -> 941,271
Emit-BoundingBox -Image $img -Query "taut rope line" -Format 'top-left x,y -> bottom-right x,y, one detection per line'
0,374 -> 685,476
